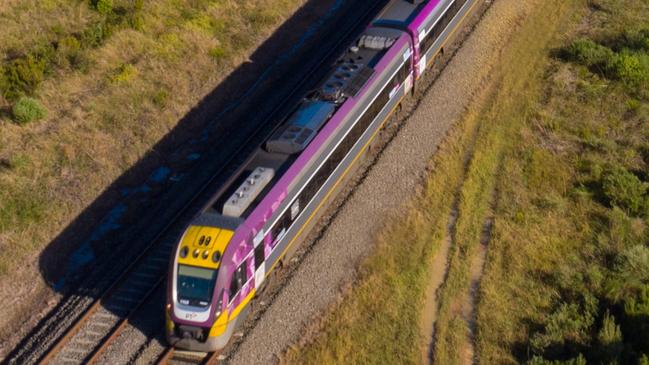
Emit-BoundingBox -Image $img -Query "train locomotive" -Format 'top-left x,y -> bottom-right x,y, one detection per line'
166,0 -> 479,352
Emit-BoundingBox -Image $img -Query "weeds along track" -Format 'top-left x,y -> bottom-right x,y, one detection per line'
2,2 -> 390,364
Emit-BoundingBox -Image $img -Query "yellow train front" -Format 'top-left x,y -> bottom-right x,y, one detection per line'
166,214 -> 255,352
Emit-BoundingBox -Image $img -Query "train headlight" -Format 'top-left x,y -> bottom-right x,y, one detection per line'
215,297 -> 224,318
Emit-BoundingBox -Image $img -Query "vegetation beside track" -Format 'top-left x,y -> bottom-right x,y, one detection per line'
0,0 -> 305,341
284,0 -> 649,363
476,0 -> 649,363
0,0 -> 304,271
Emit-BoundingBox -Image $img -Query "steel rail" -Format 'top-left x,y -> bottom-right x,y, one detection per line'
35,2 -> 388,364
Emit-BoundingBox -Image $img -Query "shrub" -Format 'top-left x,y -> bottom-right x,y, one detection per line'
80,22 -> 111,48
596,312 -> 623,363
12,97 -> 47,124
641,355 -> 649,365
602,167 -> 648,215
618,29 -> 649,51
606,246 -> 649,301
152,89 -> 168,106
527,354 -> 587,365
0,55 -> 47,101
208,46 -> 227,61
622,286 -> 649,354
561,38 -> 614,67
56,36 -> 82,68
110,64 -> 138,83
607,51 -> 649,87
530,298 -> 598,357
93,0 -> 113,15
561,37 -> 649,89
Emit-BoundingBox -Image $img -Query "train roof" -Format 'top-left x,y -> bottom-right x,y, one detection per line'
373,0 -> 457,37
191,28 -> 411,227
374,0 -> 427,25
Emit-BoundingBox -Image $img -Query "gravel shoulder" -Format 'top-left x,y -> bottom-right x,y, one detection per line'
227,0 -> 542,363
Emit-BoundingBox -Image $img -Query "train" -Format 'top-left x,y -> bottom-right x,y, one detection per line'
166,0 -> 480,352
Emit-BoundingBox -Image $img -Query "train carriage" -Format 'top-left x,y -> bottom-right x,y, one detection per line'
373,0 -> 479,78
167,0 -> 480,353
167,23 -> 414,352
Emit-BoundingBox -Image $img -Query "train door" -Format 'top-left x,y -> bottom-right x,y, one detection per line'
417,30 -> 428,76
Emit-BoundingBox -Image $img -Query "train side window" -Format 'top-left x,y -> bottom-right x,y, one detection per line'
254,244 -> 265,269
419,0 -> 468,56
229,264 -> 248,298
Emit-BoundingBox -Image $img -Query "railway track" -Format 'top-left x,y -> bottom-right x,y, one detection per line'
9,2 -> 389,364
156,348 -> 220,365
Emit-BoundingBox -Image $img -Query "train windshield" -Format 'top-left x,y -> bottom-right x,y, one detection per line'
177,265 -> 218,307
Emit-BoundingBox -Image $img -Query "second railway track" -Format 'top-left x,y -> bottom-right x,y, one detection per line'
3,2 -> 390,364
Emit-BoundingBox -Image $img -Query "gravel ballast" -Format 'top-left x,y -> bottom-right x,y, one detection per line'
227,0 -> 541,363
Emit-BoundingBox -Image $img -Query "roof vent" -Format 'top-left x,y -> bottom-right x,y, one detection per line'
358,35 -> 396,50
266,101 -> 336,154
319,60 -> 373,101
223,167 -> 275,217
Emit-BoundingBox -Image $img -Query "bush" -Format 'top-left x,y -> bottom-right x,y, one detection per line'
0,55 -> 47,101
110,63 -> 137,83
93,0 -> 113,15
561,37 -> 649,89
618,29 -> 649,51
561,38 -> 614,67
622,286 -> 649,354
596,312 -> 623,363
80,22 -> 111,48
12,97 -> 47,124
602,167 -> 648,215
152,89 -> 168,106
56,36 -> 82,68
208,46 -> 227,61
607,51 -> 649,87
606,246 -> 649,302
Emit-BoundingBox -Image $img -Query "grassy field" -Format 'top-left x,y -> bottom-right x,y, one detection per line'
0,0 -> 305,337
476,0 -> 649,363
0,0 -> 305,272
284,0 -> 649,363
431,1 -> 578,364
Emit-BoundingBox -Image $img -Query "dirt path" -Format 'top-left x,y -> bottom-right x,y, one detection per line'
461,215 -> 493,365
421,206 -> 458,365
225,0 -> 544,363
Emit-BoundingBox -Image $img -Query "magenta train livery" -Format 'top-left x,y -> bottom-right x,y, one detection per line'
166,0 -> 479,352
